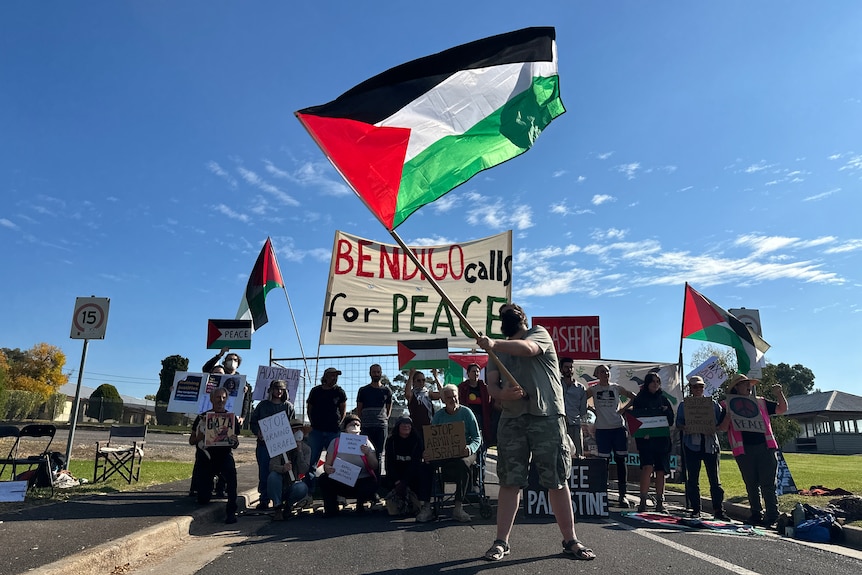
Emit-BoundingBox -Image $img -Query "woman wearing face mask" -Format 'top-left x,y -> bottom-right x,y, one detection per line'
318,413 -> 379,517
203,347 -> 242,375
250,380 -> 295,510
268,418 -> 313,520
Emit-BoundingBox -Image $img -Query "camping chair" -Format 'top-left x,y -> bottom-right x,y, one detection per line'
0,424 -> 58,495
94,424 -> 147,484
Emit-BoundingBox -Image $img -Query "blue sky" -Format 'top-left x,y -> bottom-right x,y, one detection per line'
3,1 -> 861,401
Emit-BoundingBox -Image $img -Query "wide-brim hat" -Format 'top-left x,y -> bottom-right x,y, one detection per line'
290,418 -> 306,428
723,373 -> 759,393
688,375 -> 706,387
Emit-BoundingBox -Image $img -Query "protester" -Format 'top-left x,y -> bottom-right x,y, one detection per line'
250,379 -> 295,509
306,367 -> 348,485
425,384 -> 482,523
356,363 -> 392,471
718,373 -> 787,527
189,364 -> 226,498
477,302 -> 595,561
318,413 -> 379,517
676,375 -> 728,520
404,368 -> 441,440
203,347 -> 242,375
189,387 -> 240,524
383,416 -> 434,522
586,364 -> 636,507
623,372 -> 674,513
560,357 -> 588,458
268,418 -> 313,520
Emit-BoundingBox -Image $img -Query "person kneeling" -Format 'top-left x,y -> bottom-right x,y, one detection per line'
268,418 -> 313,520
384,416 -> 434,521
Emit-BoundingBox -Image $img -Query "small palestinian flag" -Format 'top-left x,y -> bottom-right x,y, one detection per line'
682,284 -> 770,375
296,27 -> 564,230
625,414 -> 671,438
398,338 -> 449,370
236,237 -> 284,331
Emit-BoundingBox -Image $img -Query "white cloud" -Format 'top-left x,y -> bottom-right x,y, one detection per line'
596,151 -> 614,160
577,175 -> 586,183
408,235 -> 454,246
839,155 -> 862,172
803,188 -> 840,202
0,218 -> 19,230
213,204 -> 250,223
293,161 -> 351,197
464,191 -> 532,230
552,170 -> 567,178
824,240 -> 862,254
591,228 -> 627,241
591,194 -> 616,206
207,161 -> 238,188
431,193 -> 460,214
616,162 -> 640,179
743,160 -> 775,174
238,167 -> 299,206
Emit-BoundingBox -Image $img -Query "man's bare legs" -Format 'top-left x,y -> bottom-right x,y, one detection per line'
495,485 -> 521,542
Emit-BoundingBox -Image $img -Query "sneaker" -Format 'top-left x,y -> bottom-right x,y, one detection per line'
416,504 -> 434,523
255,500 -> 270,510
296,495 -> 314,510
618,497 -> 632,509
452,507 -> 472,522
689,510 -> 702,518
713,510 -> 730,522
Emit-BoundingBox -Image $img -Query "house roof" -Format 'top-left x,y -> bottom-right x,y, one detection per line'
785,390 -> 862,416
58,382 -> 150,409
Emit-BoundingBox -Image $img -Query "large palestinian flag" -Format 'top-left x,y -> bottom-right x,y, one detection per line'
682,284 -> 770,375
236,237 -> 284,331
295,27 -> 564,230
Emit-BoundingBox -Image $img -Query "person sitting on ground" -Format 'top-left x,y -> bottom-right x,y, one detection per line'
318,413 -> 379,517
189,386 -> 240,524
717,373 -> 787,528
250,379 -> 295,510
268,418 -> 313,520
676,375 -> 728,520
622,372 -> 674,513
405,368 -> 441,441
383,416 -> 434,522
425,384 -> 482,523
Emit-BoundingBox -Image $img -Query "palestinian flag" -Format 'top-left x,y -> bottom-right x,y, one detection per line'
236,237 -> 284,331
398,338 -> 450,370
625,413 -> 670,438
295,27 -> 564,230
682,284 -> 770,375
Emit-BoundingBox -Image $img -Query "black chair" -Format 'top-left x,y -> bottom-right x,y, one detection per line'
94,425 -> 147,483
0,424 -> 57,496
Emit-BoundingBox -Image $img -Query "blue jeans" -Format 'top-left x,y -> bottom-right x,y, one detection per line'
267,472 -> 310,508
255,441 -> 271,503
306,429 -> 339,490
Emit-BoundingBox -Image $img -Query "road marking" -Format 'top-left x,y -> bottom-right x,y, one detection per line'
613,521 -> 762,575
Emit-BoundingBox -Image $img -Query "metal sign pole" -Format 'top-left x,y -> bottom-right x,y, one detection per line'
64,339 -> 89,466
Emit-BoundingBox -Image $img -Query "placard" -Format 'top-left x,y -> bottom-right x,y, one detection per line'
338,432 -> 370,456
681,396 -> 717,435
726,394 -> 766,434
253,365 -> 301,402
198,373 -> 247,415
776,450 -> 798,495
205,412 -> 236,447
167,372 -> 246,415
686,355 -> 727,397
0,480 -> 28,502
330,457 -> 362,487
423,421 -> 466,461
259,411 -> 298,457
523,458 -> 609,518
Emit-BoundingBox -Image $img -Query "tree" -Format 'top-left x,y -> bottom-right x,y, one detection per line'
770,415 -> 802,447
760,363 -> 815,398
1,343 -> 69,399
86,384 -> 124,422
155,354 -> 189,426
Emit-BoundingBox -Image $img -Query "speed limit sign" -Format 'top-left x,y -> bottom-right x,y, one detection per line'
70,297 -> 110,339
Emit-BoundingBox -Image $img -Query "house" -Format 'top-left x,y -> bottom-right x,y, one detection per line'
56,383 -> 157,425
782,390 -> 862,454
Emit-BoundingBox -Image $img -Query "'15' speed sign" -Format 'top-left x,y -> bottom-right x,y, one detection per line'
70,297 -> 111,340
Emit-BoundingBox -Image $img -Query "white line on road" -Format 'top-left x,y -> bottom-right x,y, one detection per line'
612,521 -> 763,575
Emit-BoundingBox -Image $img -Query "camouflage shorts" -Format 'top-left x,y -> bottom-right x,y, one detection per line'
496,414 -> 571,489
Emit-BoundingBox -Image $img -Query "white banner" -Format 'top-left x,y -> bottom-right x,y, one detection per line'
320,230 -> 512,347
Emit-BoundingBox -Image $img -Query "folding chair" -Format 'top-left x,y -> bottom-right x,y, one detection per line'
94,425 -> 147,483
0,424 -> 57,495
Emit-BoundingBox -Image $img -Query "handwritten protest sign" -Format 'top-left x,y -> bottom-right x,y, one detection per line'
524,458 -> 609,518
205,412 -> 236,447
338,432 -> 370,456
726,394 -> 766,434
681,396 -> 717,435
423,421 -> 466,461
330,457 -> 361,487
687,355 -> 727,397
253,365 -> 301,402
259,411 -> 297,457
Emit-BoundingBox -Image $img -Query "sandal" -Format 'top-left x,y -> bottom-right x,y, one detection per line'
562,539 -> 596,561
483,539 -> 510,561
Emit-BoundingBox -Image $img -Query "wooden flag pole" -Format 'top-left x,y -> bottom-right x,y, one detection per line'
388,229 -> 521,389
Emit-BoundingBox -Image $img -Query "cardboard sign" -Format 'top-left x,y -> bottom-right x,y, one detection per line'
259,411 -> 298,457
205,412 -> 236,447
253,365 -> 301,402
330,457 -> 362,487
681,396 -> 717,435
523,458 -> 609,518
423,421 -> 466,461
726,394 -> 766,434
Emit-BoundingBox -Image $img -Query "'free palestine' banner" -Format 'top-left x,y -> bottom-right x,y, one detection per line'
320,230 -> 512,347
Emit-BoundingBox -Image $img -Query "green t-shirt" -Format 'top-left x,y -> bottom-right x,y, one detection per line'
494,325 -> 565,418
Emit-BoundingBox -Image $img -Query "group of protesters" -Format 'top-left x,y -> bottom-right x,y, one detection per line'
189,301 -> 790,562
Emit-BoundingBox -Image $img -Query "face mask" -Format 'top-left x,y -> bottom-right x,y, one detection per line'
293,430 -> 304,442
500,310 -> 522,337
224,360 -> 237,371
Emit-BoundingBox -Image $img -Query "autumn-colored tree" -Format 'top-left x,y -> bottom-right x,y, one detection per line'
1,343 -> 69,400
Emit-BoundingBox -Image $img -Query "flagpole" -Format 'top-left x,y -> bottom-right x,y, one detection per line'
388,229 -> 521,388
678,282 -> 688,384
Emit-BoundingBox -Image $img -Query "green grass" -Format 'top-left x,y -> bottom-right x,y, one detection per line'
679,452 -> 862,526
